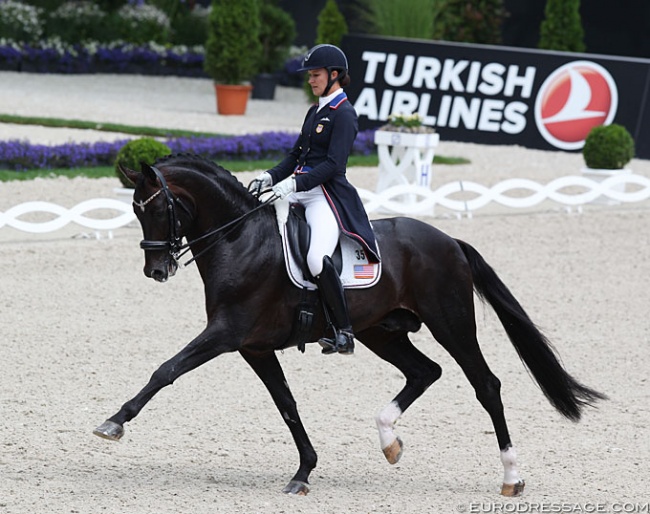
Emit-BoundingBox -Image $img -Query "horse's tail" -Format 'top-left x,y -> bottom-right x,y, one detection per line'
455,239 -> 607,421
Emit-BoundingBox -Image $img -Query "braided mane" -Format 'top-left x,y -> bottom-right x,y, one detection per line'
153,153 -> 259,210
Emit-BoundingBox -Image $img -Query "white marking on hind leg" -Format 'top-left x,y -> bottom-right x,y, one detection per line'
501,445 -> 522,485
375,401 -> 402,450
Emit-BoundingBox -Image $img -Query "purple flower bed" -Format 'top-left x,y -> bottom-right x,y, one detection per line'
0,41 -> 209,76
0,130 -> 377,171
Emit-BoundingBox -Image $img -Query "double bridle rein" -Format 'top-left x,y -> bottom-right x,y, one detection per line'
135,165 -> 274,267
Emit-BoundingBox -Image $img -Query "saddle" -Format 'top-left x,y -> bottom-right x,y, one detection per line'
274,200 -> 381,290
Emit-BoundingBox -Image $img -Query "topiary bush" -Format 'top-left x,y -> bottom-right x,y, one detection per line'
258,2 -> 296,74
114,138 -> 171,188
303,0 -> 348,102
203,0 -> 261,84
538,0 -> 585,52
582,124 -> 635,170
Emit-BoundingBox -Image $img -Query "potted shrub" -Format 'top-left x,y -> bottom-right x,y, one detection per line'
303,0 -> 348,102
581,123 -> 635,204
203,0 -> 262,115
114,138 -> 172,200
251,1 -> 296,100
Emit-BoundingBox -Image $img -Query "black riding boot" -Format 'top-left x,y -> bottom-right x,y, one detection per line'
315,256 -> 355,355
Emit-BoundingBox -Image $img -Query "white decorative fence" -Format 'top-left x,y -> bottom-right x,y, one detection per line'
358,173 -> 650,215
0,199 -> 135,235
2,174 -> 650,235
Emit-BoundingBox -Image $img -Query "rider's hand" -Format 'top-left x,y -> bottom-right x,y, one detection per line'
248,171 -> 273,197
272,176 -> 296,199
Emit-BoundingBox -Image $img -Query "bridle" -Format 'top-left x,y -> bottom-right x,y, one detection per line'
135,165 -> 275,268
137,166 -> 184,258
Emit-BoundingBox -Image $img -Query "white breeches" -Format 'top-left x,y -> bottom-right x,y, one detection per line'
286,186 -> 340,277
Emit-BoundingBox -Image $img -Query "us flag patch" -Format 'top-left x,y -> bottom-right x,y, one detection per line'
354,264 -> 375,279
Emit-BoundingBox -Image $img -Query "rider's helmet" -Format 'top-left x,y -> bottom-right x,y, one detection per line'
298,44 -> 349,96
298,44 -> 349,74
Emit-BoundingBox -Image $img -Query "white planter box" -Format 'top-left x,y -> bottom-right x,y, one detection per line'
374,130 -> 441,215
374,130 -> 440,149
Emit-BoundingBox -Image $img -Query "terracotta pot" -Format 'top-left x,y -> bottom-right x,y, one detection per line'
214,83 -> 253,115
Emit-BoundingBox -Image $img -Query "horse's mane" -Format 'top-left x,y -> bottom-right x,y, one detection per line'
154,153 -> 259,210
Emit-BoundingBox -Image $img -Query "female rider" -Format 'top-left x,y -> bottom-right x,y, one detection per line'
250,44 -> 380,355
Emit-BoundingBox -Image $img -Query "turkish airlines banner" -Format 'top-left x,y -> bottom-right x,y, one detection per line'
342,34 -> 650,159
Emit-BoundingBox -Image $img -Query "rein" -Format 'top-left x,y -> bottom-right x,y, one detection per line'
136,165 -> 275,268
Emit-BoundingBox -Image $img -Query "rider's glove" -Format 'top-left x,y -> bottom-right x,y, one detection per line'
248,171 -> 273,198
272,176 -> 296,199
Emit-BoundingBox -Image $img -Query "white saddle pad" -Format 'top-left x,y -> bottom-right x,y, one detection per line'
272,198 -> 381,290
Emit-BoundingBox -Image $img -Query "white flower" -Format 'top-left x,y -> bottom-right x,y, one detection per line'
0,0 -> 44,40
49,1 -> 105,21
117,3 -> 170,31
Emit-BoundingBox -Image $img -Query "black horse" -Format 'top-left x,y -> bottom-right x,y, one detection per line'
94,154 -> 605,496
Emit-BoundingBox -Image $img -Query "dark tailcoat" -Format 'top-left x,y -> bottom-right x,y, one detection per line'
268,91 -> 380,262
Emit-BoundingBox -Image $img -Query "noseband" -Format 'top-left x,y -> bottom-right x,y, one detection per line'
135,166 -> 183,258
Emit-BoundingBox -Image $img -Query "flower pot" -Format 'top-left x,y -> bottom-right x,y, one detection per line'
251,73 -> 277,100
214,84 -> 253,115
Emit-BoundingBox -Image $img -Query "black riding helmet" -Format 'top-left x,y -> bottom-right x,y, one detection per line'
298,44 -> 349,96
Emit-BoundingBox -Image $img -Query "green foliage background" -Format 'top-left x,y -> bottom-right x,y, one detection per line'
373,0 -> 436,40
433,0 -> 504,44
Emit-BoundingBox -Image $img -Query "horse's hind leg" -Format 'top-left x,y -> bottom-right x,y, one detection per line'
356,327 -> 442,465
239,350 -> 317,496
423,301 -> 525,496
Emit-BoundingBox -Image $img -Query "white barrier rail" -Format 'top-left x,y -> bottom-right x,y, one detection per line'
2,174 -> 649,234
359,174 -> 650,215
0,199 -> 135,233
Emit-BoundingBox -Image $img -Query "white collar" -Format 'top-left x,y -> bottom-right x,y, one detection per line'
318,88 -> 344,112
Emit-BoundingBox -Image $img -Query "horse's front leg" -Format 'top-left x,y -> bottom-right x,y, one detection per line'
94,327 -> 227,440
239,350 -> 317,496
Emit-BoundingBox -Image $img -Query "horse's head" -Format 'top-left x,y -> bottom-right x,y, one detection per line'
121,161 -> 194,282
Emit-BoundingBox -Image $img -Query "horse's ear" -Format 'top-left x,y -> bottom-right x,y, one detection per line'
140,162 -> 158,184
118,163 -> 139,186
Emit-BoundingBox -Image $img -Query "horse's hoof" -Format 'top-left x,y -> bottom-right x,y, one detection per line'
382,437 -> 403,465
93,420 -> 125,441
282,480 -> 309,495
501,480 -> 525,496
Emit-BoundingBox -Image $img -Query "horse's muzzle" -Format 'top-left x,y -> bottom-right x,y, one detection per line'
144,257 -> 178,282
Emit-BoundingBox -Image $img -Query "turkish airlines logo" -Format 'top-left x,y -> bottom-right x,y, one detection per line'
534,60 -> 618,150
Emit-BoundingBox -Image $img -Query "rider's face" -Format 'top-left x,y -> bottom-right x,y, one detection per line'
308,68 -> 339,97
